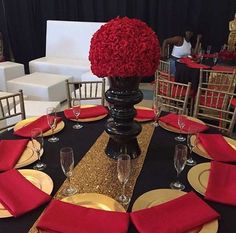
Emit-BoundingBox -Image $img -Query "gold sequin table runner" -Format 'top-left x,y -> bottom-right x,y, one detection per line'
29,123 -> 154,232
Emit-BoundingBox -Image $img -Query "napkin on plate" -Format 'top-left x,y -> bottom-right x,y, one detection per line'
14,115 -> 62,137
36,199 -> 129,233
211,65 -> 235,72
159,113 -> 209,133
64,105 -> 108,120
0,169 -> 51,217
135,108 -> 155,120
186,62 -> 210,69
130,192 -> 219,233
198,133 -> 236,162
205,161 -> 236,206
0,139 -> 29,171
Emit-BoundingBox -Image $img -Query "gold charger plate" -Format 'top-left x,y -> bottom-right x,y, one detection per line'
159,116 -> 206,134
134,106 -> 154,122
188,162 -> 210,196
68,105 -> 108,122
13,117 -> 65,137
132,189 -> 218,233
61,193 -> 125,212
191,135 -> 236,160
14,140 -> 40,169
0,169 -> 53,218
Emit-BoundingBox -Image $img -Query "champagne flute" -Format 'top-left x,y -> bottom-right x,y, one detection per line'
31,128 -> 46,170
186,133 -> 197,166
152,96 -> 163,127
72,99 -> 83,129
46,107 -> 59,142
117,154 -> 131,205
170,144 -> 188,190
175,113 -> 186,142
60,147 -> 77,196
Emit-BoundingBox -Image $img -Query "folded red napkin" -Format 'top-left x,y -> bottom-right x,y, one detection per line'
135,108 -> 155,120
159,113 -> 209,133
198,133 -> 236,162
36,199 -> 129,233
211,65 -> 235,72
0,139 -> 29,171
14,115 -> 62,137
0,169 -> 51,217
130,192 -> 219,233
64,105 -> 108,120
205,161 -> 236,206
179,57 -> 193,64
186,62 -> 210,69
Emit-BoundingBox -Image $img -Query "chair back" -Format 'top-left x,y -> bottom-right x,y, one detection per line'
193,87 -> 236,137
158,59 -> 171,77
155,76 -> 191,115
0,90 -> 26,132
199,69 -> 236,93
66,79 -> 106,107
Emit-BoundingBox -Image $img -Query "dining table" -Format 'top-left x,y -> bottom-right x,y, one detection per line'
0,111 -> 236,233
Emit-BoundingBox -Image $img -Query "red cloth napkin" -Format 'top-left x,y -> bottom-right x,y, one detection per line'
205,161 -> 236,206
159,113 -> 209,133
36,199 -> 129,233
135,108 -> 155,120
64,105 -> 108,119
186,62 -> 210,69
14,115 -> 62,137
211,65 -> 235,72
198,133 -> 236,162
0,139 -> 29,171
179,57 -> 193,64
0,169 -> 51,217
130,192 -> 219,233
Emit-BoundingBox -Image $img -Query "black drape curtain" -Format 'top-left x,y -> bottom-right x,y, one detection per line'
0,0 -> 236,71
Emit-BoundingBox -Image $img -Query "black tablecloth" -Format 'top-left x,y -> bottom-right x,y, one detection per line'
0,113 -> 236,233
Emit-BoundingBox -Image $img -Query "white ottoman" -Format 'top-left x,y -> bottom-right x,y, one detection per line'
0,62 -> 25,91
7,72 -> 72,102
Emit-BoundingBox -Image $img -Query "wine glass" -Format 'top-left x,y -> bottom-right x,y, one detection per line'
152,96 -> 163,127
175,113 -> 186,142
117,154 -> 131,205
46,107 -> 59,142
60,147 -> 77,196
170,144 -> 188,190
72,99 -> 83,129
186,133 -> 197,166
198,49 -> 204,63
31,128 -> 46,170
206,45 -> 212,55
213,53 -> 218,65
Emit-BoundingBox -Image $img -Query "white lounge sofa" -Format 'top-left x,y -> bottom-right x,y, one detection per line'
29,20 -> 105,82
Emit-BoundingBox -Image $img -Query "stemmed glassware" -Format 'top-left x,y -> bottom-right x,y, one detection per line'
186,133 -> 197,166
175,113 -> 186,142
198,49 -> 204,63
72,99 -> 83,129
213,53 -> 218,65
152,96 -> 163,127
31,128 -> 46,170
170,144 -> 188,190
206,45 -> 212,55
60,147 -> 77,196
117,154 -> 131,205
46,107 -> 59,142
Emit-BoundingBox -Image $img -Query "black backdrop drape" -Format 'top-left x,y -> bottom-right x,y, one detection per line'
0,0 -> 236,71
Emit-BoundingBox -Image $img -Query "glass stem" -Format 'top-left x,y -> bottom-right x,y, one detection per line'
67,176 -> 72,190
122,182 -> 126,197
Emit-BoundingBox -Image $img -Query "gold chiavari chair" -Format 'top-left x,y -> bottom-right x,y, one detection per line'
66,79 -> 106,108
0,90 -> 25,132
193,87 -> 236,137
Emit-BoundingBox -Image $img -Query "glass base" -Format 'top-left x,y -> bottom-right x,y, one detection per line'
170,181 -> 185,190
186,158 -> 197,166
62,186 -> 77,196
175,135 -> 186,142
73,124 -> 83,130
48,136 -> 59,143
118,194 -> 130,205
33,161 -> 47,171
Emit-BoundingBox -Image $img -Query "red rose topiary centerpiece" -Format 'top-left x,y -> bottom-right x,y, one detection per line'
89,17 -> 160,159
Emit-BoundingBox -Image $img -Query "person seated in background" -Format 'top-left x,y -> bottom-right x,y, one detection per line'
161,30 -> 202,76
